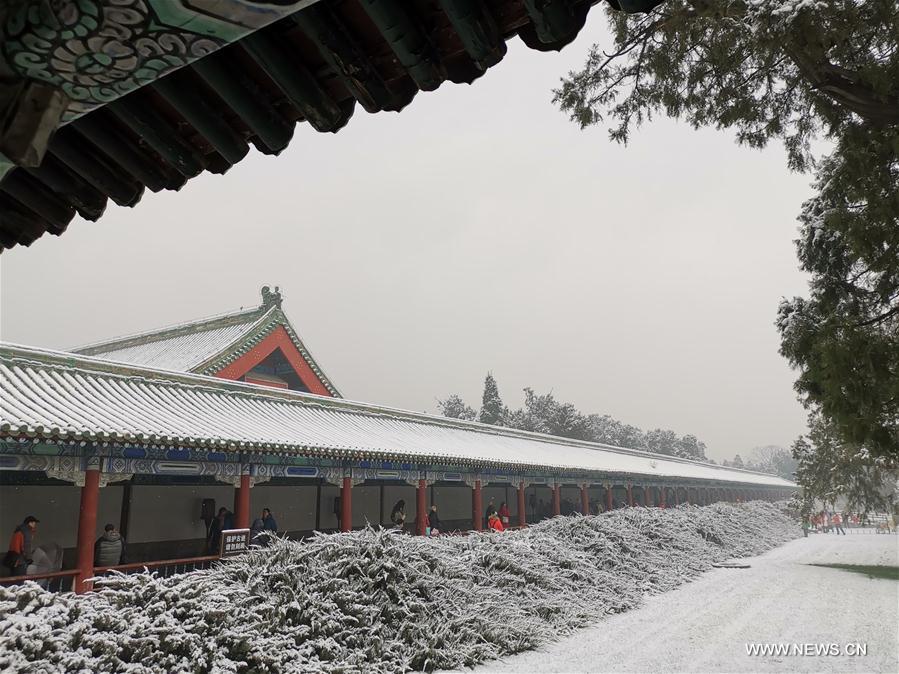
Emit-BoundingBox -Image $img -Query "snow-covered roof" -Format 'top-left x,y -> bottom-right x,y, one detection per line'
0,343 -> 794,488
70,287 -> 340,396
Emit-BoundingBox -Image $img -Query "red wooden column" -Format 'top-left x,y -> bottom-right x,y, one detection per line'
606,485 -> 613,511
626,484 -> 634,507
659,487 -> 667,508
75,467 -> 101,594
643,486 -> 651,507
234,473 -> 250,529
472,480 -> 483,531
580,484 -> 590,515
674,487 -> 680,506
340,476 -> 352,532
517,482 -> 526,527
416,479 -> 427,536
552,484 -> 561,516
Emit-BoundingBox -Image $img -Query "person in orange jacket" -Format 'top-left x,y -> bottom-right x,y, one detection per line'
4,515 -> 39,576
487,512 -> 505,532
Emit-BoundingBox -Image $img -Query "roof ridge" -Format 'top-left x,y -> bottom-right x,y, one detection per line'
71,305 -> 265,354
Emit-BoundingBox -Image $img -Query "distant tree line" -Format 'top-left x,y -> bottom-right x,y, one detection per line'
437,373 -> 708,461
721,446 -> 797,481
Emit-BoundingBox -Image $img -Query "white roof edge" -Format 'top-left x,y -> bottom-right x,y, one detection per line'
70,305 -> 263,353
0,342 -> 795,487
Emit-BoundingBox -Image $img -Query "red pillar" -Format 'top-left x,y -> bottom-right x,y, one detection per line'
626,484 -> 634,507
552,484 -> 561,516
234,473 -> 250,529
659,487 -> 667,508
416,479 -> 427,536
643,486 -> 651,507
674,488 -> 680,506
340,476 -> 352,532
580,485 -> 590,515
75,468 -> 100,594
606,486 -> 613,511
517,482 -> 526,528
472,480 -> 482,531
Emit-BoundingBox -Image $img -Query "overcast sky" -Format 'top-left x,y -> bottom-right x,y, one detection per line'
0,12 -> 813,462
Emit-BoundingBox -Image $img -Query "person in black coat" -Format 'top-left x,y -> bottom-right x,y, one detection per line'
427,504 -> 440,535
207,507 -> 233,554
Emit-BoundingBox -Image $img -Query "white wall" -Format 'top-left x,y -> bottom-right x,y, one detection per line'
318,484 -> 340,530
128,485 -> 233,544
0,484 -> 122,549
431,485 -> 470,521
250,484 -> 317,532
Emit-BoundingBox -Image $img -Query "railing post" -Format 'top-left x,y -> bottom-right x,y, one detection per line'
76,467 -> 100,594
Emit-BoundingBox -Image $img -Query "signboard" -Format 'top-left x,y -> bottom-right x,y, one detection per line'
220,528 -> 250,557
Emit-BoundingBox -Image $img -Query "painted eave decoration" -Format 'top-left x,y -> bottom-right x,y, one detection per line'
0,0 -> 629,250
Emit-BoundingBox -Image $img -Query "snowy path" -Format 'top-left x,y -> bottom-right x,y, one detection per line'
457,534 -> 899,673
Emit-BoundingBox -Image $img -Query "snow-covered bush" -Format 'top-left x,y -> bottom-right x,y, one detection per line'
0,502 -> 798,673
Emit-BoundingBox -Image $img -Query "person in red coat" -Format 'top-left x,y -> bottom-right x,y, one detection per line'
487,512 -> 505,532
498,502 -> 511,527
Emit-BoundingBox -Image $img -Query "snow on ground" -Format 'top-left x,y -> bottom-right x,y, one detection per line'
460,533 -> 899,674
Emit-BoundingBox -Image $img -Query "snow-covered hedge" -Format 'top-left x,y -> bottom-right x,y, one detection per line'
0,502 -> 798,673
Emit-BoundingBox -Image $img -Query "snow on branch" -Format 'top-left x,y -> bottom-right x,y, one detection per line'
0,503 -> 798,672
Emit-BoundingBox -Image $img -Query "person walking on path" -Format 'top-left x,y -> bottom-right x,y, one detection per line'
427,504 -> 440,536
487,512 -> 505,532
4,516 -> 38,576
94,523 -> 126,566
390,500 -> 406,531
832,512 -> 846,535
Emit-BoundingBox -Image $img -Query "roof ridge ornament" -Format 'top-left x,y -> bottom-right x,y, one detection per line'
261,285 -> 282,309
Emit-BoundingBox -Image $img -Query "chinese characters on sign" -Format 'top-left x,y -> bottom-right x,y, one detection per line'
220,529 -> 250,557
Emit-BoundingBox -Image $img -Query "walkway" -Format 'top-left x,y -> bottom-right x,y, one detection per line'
462,533 -> 899,673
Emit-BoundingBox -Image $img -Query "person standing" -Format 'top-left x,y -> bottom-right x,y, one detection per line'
262,508 -> 278,534
498,501 -> 511,527
427,504 -> 440,536
390,500 -> 406,531
484,498 -> 497,528
487,512 -> 504,532
207,507 -> 232,554
4,516 -> 38,576
94,523 -> 126,566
